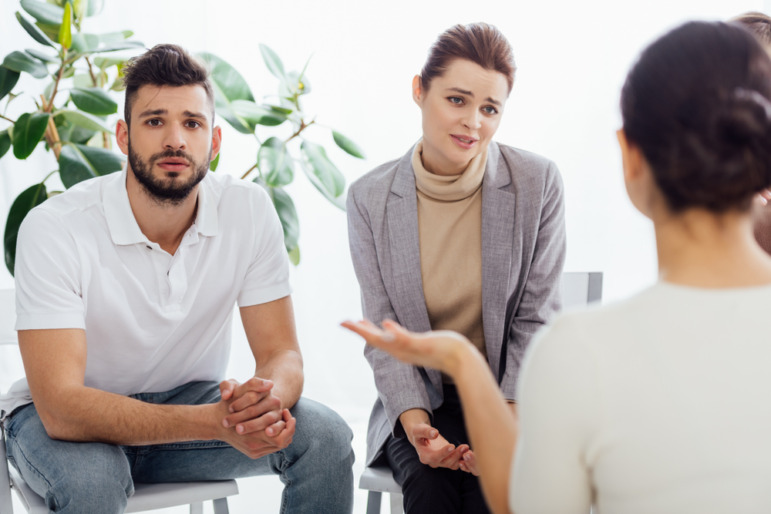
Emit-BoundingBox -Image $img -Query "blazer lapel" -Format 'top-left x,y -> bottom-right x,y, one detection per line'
481,142 -> 516,379
385,146 -> 442,400
385,147 -> 432,333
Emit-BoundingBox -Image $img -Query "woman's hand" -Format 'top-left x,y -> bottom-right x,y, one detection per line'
399,409 -> 470,470
459,450 -> 480,476
341,319 -> 472,376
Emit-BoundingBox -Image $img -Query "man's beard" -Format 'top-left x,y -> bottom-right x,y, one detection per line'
128,143 -> 210,205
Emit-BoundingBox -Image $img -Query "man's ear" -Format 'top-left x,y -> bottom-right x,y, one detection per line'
210,125 -> 222,162
412,75 -> 423,106
116,120 -> 129,156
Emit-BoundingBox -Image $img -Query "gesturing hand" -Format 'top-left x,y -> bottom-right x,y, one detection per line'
459,449 -> 480,476
341,319 -> 471,375
407,422 -> 470,470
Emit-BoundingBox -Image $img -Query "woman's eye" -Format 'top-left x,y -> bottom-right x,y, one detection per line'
482,105 -> 499,115
448,96 -> 463,105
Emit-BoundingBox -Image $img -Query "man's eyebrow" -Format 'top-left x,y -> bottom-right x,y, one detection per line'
183,110 -> 207,120
137,108 -> 167,119
136,109 -> 208,120
446,87 -> 502,106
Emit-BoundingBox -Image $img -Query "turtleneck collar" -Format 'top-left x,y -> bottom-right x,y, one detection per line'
412,141 -> 487,202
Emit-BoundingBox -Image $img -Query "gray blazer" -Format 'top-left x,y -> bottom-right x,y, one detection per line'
346,141 -> 566,465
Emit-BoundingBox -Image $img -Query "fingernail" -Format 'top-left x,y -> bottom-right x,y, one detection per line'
382,333 -> 395,342
236,425 -> 244,434
222,419 -> 230,428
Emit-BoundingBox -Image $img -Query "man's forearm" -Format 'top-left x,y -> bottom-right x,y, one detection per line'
254,348 -> 304,410
34,385 -> 220,445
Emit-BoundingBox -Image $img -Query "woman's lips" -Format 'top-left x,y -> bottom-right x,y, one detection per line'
451,134 -> 478,149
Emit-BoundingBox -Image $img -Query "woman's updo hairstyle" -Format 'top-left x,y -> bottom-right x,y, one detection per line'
621,21 -> 771,212
420,23 -> 516,94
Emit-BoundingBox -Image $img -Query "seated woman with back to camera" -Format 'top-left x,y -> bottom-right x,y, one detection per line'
345,20 -> 771,514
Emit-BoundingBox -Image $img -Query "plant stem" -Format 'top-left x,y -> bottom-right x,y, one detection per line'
285,119 -> 315,144
240,163 -> 258,180
85,56 -> 99,87
0,113 -> 15,123
42,103 -> 62,160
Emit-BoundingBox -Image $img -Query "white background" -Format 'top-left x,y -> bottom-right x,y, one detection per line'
1,0 -> 768,512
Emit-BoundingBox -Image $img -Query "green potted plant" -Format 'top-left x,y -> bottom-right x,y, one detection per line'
1,0 -> 364,274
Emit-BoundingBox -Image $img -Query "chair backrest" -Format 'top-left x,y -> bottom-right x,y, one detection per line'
1,288 -> 16,512
0,288 -> 16,345
559,271 -> 603,309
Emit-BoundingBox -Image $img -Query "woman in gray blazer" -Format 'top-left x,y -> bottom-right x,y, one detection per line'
346,22 -> 566,514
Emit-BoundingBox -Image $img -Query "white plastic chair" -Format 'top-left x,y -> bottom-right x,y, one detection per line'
0,288 -> 239,513
358,272 -> 604,514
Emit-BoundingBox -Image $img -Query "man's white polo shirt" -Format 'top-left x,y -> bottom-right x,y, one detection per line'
0,169 -> 291,417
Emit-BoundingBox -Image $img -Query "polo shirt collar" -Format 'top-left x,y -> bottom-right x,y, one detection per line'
103,169 -> 219,246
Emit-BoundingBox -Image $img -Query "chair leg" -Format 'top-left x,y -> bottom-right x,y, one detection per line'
212,497 -> 230,514
390,492 -> 404,514
366,490 -> 382,514
189,501 -> 203,514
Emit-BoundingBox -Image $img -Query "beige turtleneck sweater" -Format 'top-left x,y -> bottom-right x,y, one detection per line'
413,142 -> 488,368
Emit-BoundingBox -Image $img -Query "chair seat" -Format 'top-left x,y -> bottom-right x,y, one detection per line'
9,465 -> 238,513
359,465 -> 401,494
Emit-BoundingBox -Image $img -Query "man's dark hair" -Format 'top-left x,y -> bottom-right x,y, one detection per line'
122,44 -> 214,125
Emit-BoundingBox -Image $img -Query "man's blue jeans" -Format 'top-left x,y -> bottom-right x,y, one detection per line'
3,381 -> 355,513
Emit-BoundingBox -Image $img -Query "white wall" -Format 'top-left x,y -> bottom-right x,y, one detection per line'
0,1 -> 767,512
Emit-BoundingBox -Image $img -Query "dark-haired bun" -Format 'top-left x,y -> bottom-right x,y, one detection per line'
662,88 -> 771,211
621,21 -> 771,212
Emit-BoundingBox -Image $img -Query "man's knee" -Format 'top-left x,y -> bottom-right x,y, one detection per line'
47,467 -> 133,514
290,398 -> 354,465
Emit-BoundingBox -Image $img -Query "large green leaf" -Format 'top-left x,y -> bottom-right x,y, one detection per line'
332,130 -> 365,159
3,51 -> 49,78
270,186 -> 299,253
54,114 -> 96,145
287,245 -> 300,266
209,152 -> 220,172
255,178 -> 299,254
0,130 -> 11,159
231,100 -> 287,129
280,70 -> 312,99
70,33 -> 99,53
259,44 -> 286,80
70,87 -> 117,115
25,48 -> 57,64
258,137 -> 294,187
16,11 -> 54,47
198,52 -> 255,135
73,0 -> 104,19
59,2 -> 72,49
59,143 -> 123,188
12,111 -> 50,159
4,181 -> 48,276
20,0 -> 64,26
0,66 -> 20,101
93,55 -> 126,69
54,109 -> 113,133
70,33 -> 142,55
300,141 -> 345,203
